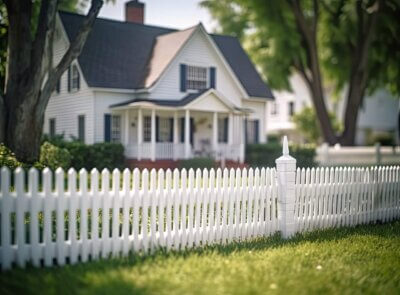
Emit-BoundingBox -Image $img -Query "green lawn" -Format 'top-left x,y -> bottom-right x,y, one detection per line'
1,221 -> 400,295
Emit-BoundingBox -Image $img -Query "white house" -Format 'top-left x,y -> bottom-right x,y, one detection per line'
267,74 -> 400,145
44,1 -> 274,168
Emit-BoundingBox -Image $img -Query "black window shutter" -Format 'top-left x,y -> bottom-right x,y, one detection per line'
169,118 -> 174,142
104,114 -> 111,142
156,116 -> 160,142
190,117 -> 194,145
244,118 -> 248,144
210,67 -> 216,89
180,117 -> 185,142
56,79 -> 61,93
180,64 -> 187,92
67,66 -> 71,92
223,117 -> 228,143
254,120 -> 259,143
77,69 -> 80,90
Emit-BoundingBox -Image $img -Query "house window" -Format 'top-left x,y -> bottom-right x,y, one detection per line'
288,101 -> 295,117
49,118 -> 56,137
143,116 -> 151,142
246,119 -> 259,144
78,115 -> 85,142
187,65 -> 207,90
218,117 -> 228,143
56,79 -> 61,94
111,115 -> 121,142
158,117 -> 172,142
271,102 -> 279,115
69,64 -> 80,92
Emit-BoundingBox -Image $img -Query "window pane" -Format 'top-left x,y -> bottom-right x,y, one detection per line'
111,115 -> 121,143
143,116 -> 151,142
72,65 -> 79,90
49,118 -> 56,137
159,117 -> 172,142
78,115 -> 85,142
246,120 -> 256,144
186,65 -> 208,90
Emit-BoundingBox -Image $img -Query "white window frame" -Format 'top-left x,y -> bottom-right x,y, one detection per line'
158,117 -> 172,143
186,65 -> 208,91
143,116 -> 151,142
111,115 -> 121,143
271,102 -> 279,115
71,65 -> 79,91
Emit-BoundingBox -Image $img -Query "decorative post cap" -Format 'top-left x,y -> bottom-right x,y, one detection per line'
283,136 -> 289,156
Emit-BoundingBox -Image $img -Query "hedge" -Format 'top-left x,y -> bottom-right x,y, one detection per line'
246,143 -> 316,168
42,135 -> 125,170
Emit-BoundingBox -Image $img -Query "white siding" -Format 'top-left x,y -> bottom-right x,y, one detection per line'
149,29 -> 243,107
44,26 -> 95,144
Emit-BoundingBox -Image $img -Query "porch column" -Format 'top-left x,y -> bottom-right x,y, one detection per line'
173,111 -> 179,161
124,109 -> 130,146
151,108 -> 156,162
239,115 -> 245,164
228,112 -> 234,161
184,109 -> 190,159
212,112 -> 218,156
137,108 -> 143,161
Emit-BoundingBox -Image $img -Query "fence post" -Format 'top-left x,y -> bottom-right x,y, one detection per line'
375,142 -> 381,165
276,136 -> 297,239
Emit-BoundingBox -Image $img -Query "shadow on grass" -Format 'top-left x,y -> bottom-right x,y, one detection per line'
1,220 -> 399,295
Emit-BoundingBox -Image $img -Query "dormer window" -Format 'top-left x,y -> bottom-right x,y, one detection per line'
187,65 -> 208,90
68,64 -> 80,92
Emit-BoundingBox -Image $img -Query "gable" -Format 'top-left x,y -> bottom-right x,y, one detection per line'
149,28 -> 245,106
185,91 -> 232,112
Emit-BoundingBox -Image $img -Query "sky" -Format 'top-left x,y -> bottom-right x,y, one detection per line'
98,0 -> 215,31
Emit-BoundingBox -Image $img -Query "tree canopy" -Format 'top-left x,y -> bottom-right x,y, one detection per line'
201,0 -> 400,145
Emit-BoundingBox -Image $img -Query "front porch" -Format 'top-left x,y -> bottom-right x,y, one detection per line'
110,89 -> 246,164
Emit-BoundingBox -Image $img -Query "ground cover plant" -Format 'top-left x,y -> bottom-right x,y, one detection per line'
1,221 -> 399,295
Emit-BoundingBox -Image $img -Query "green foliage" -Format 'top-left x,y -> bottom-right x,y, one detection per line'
39,142 -> 72,170
292,106 -> 342,144
366,131 -> 396,146
44,135 -> 125,170
201,0 -> 400,96
246,142 -> 316,168
0,143 -> 23,170
1,221 -> 399,294
178,157 -> 216,171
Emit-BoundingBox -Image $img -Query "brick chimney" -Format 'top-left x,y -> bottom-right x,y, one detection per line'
125,0 -> 145,24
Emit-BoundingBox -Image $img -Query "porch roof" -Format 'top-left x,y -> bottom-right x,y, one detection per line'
110,89 -> 252,114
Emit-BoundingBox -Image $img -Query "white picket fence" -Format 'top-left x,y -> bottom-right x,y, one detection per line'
0,166 -> 279,271
0,137 -> 399,271
295,166 -> 400,232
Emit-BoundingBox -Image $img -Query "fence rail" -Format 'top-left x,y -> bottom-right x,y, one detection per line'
0,137 -> 399,271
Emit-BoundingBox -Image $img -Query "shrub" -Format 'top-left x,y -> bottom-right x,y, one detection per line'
42,135 -> 125,170
0,143 -> 23,170
178,157 -> 215,171
39,142 -> 72,170
246,143 -> 316,168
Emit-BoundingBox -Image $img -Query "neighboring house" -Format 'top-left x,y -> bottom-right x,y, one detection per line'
44,0 -> 274,168
267,74 -> 400,145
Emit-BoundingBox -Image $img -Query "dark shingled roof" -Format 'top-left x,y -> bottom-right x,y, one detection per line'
59,11 -> 274,99
110,89 -> 209,108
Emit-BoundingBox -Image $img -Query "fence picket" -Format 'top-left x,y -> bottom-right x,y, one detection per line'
101,169 -> 111,258
80,169 -> 89,263
55,168 -> 65,266
15,168 -> 26,268
29,168 -> 40,267
122,169 -> 131,256
90,169 -> 100,260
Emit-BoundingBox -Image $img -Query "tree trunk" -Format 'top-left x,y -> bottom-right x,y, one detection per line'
2,0 -> 103,163
6,94 -> 44,162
